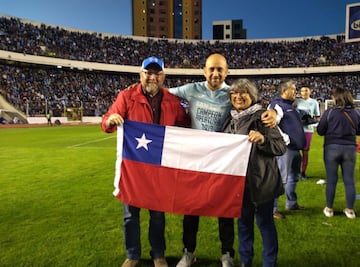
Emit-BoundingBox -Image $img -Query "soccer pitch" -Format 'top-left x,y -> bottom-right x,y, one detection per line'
1,124 -> 359,267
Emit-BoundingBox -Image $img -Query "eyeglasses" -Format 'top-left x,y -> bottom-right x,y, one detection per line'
142,70 -> 164,77
229,90 -> 249,96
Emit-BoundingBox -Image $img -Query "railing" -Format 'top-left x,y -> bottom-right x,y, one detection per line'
24,100 -> 106,118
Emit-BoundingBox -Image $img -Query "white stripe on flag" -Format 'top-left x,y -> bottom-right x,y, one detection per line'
113,126 -> 124,196
162,126 -> 251,176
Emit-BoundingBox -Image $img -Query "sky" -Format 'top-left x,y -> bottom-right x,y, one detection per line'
0,0 -> 359,40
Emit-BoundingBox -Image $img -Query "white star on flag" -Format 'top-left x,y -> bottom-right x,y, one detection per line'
135,133 -> 152,150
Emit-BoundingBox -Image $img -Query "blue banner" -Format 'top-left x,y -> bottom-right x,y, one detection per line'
346,3 -> 360,42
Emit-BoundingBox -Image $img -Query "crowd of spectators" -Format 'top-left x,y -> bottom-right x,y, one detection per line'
0,16 -> 359,117
2,62 -> 359,117
1,16 -> 360,69
0,63 -> 203,116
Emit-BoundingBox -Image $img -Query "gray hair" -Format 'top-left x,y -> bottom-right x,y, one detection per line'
278,79 -> 296,94
229,78 -> 259,103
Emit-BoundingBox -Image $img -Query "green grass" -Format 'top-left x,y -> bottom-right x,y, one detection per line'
1,125 -> 359,267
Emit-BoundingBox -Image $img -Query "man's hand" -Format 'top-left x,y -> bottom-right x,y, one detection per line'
106,113 -> 124,127
261,109 -> 277,128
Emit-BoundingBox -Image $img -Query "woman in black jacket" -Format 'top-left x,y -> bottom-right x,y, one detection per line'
223,78 -> 286,267
317,88 -> 360,219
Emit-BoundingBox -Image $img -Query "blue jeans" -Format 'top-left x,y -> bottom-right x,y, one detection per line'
123,204 -> 166,260
274,148 -> 302,210
324,144 -> 357,209
238,191 -> 278,267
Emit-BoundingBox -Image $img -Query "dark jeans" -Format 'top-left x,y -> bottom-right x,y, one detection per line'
324,144 -> 357,209
123,204 -> 166,260
238,192 -> 278,267
182,215 -> 235,257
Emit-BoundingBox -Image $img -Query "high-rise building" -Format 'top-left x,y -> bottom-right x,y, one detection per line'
132,0 -> 202,39
213,20 -> 247,40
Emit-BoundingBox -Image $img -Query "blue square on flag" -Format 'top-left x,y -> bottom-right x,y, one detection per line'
122,120 -> 165,165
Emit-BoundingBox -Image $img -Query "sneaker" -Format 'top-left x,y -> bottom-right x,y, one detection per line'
121,259 -> 139,267
300,172 -> 307,181
273,211 -> 285,219
154,258 -> 168,267
323,207 -> 333,217
344,208 -> 356,219
176,249 -> 196,267
221,252 -> 234,267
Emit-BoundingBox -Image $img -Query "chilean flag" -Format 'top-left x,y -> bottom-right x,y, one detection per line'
114,120 -> 252,218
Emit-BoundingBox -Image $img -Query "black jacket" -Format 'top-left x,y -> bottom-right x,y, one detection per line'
269,95 -> 306,150
317,106 -> 360,146
223,108 -> 286,206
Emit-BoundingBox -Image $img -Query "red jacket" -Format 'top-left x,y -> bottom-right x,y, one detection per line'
101,83 -> 190,133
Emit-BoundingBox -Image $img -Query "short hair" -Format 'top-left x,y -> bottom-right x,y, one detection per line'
229,78 -> 258,103
300,86 -> 311,91
278,79 -> 296,94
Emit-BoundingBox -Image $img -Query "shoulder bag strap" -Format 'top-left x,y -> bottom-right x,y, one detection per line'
342,110 -> 356,130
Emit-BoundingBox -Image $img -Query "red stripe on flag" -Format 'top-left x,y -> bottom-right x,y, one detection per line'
117,159 -> 245,218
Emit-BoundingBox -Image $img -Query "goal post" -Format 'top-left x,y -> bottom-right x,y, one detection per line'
64,107 -> 83,121
325,100 -> 360,110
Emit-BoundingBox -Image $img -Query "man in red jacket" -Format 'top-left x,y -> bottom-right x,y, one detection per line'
101,56 -> 190,267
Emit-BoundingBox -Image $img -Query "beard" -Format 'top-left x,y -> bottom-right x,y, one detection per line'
144,83 -> 160,96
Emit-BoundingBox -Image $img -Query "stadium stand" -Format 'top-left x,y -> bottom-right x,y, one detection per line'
0,15 -> 359,123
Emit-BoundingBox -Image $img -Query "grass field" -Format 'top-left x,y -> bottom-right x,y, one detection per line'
1,124 -> 360,267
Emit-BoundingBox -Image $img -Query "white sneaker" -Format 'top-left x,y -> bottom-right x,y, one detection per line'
176,249 -> 196,267
323,207 -> 333,217
221,252 -> 234,267
344,208 -> 356,219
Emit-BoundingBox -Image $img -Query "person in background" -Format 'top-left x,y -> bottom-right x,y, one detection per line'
46,113 -> 52,126
12,116 -> 20,124
317,88 -> 360,219
296,86 -> 320,180
101,56 -> 190,267
168,53 -> 278,267
0,116 -> 8,124
268,79 -> 306,219
222,78 -> 286,267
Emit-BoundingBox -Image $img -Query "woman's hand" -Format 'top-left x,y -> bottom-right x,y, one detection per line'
248,130 -> 265,144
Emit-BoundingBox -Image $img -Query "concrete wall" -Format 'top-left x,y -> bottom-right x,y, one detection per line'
27,116 -> 102,125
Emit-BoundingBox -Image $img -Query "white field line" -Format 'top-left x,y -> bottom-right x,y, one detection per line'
67,136 -> 115,148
